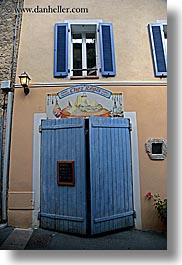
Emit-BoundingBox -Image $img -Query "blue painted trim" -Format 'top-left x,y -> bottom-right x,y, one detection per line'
148,23 -> 167,77
94,211 -> 134,223
54,23 -> 68,77
40,212 -> 84,222
99,23 -> 116,77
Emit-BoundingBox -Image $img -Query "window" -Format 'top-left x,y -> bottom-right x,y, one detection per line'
145,138 -> 167,160
148,21 -> 167,77
152,143 -> 163,154
54,22 -> 116,78
71,25 -> 97,77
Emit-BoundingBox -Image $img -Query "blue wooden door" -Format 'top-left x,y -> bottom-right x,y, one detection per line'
89,117 -> 134,235
40,118 -> 87,235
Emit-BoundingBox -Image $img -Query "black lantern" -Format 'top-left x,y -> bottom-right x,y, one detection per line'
18,72 -> 31,95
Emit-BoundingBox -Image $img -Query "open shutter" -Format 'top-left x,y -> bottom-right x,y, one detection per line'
54,23 -> 68,77
148,24 -> 167,77
99,23 -> 116,77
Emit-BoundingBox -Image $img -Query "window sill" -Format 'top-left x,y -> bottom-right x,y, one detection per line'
70,76 -> 99,80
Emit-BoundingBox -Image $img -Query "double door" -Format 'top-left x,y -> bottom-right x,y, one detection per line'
40,117 -> 134,235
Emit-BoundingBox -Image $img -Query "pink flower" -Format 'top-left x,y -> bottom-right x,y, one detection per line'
145,192 -> 152,199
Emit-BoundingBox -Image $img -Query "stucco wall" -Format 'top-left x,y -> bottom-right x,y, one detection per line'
16,0 -> 167,84
8,0 -> 167,230
8,84 -> 167,230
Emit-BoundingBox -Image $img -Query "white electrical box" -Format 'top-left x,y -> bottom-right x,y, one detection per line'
0,80 -> 11,92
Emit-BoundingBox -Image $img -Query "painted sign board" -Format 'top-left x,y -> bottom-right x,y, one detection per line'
46,85 -> 124,119
57,160 -> 75,186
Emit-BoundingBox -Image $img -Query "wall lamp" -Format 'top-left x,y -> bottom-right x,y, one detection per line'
18,72 -> 31,95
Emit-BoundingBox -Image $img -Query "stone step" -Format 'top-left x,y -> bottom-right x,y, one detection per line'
0,228 -> 33,250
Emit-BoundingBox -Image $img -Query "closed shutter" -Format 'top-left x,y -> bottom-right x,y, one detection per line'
148,24 -> 167,77
99,23 -> 116,76
54,23 -> 68,77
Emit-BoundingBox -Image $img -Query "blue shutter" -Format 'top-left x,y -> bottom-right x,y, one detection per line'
99,23 -> 116,76
148,24 -> 167,77
54,23 -> 68,77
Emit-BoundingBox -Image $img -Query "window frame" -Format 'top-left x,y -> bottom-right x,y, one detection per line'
71,26 -> 97,77
65,20 -> 102,79
145,138 -> 167,160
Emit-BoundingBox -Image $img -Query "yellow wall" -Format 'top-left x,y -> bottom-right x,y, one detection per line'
8,0 -> 167,230
16,0 -> 166,84
9,85 -> 167,230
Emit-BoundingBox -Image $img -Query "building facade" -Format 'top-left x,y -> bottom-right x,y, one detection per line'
7,0 -> 167,233
0,0 -> 23,222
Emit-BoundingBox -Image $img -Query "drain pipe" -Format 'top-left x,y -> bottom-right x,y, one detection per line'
2,92 -> 14,221
1,0 -> 20,222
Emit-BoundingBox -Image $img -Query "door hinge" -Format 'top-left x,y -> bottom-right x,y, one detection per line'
133,210 -> 136,218
129,123 -> 132,131
39,125 -> 42,133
